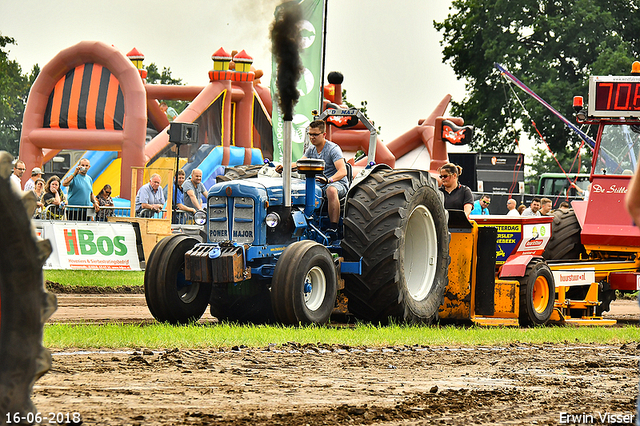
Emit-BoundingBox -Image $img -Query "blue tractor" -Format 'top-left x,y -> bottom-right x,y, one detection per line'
144,108 -> 451,325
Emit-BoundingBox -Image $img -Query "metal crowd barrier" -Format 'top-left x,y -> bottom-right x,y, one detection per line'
37,205 -> 133,221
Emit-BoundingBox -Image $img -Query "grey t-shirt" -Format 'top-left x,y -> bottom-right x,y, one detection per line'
522,207 -> 541,217
182,179 -> 207,210
303,140 -> 348,187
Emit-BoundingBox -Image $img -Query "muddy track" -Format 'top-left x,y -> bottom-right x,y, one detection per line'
37,292 -> 640,425
34,343 -> 639,425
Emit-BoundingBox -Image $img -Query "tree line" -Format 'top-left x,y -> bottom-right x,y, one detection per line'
434,0 -> 640,180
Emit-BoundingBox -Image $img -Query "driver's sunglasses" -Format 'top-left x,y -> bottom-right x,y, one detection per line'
105,191 -> 111,195
439,174 -> 450,179
482,200 -> 490,205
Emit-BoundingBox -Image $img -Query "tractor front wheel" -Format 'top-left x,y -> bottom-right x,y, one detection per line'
271,240 -> 337,325
144,235 -> 212,324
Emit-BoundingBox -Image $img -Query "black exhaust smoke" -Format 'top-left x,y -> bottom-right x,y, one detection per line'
271,1 -> 303,121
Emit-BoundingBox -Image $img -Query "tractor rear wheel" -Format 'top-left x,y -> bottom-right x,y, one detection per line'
0,151 -> 57,422
209,281 -> 275,324
271,240 -> 337,325
543,208 -> 585,260
144,235 -> 212,324
518,260 -> 555,326
342,169 -> 450,324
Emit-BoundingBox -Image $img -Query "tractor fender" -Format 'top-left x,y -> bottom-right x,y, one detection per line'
499,254 -> 545,278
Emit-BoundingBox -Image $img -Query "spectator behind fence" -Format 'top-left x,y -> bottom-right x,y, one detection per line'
62,157 -> 99,220
559,201 -> 571,211
42,176 -> 66,220
33,177 -> 45,218
522,197 -> 542,217
23,167 -> 43,192
135,173 -> 165,217
96,184 -> 115,222
540,197 -> 553,216
183,169 -> 208,215
470,194 -> 491,215
11,160 -> 25,191
506,199 -> 520,216
167,169 -> 191,224
517,204 -> 526,215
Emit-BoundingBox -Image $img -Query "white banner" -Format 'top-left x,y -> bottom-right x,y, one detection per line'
552,268 -> 596,288
37,221 -> 142,270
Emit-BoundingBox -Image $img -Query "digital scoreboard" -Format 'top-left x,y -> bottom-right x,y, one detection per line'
588,75 -> 640,117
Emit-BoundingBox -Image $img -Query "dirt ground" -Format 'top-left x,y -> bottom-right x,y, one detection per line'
33,295 -> 640,426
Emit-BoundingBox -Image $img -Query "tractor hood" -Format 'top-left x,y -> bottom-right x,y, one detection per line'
208,176 -> 322,207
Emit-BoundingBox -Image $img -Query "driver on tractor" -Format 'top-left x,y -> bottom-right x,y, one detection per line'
276,120 -> 349,235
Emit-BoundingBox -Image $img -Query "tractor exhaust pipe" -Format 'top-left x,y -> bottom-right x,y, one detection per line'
283,120 -> 292,208
271,1 -> 302,209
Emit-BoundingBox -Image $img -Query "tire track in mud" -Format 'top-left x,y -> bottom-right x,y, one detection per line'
33,343 -> 640,426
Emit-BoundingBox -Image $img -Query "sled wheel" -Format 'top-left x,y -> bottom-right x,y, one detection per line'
518,261 -> 555,326
342,169 -> 450,324
271,240 -> 337,325
144,234 -> 212,324
0,151 -> 57,421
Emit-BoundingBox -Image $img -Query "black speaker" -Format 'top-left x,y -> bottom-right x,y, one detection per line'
168,122 -> 199,144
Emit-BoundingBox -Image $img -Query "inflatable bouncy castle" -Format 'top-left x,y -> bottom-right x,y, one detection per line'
19,41 -> 468,201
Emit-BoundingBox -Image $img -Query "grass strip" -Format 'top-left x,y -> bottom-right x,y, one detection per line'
44,270 -> 144,288
44,323 -> 639,350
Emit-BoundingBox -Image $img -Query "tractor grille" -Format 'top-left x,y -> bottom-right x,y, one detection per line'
208,196 -> 255,243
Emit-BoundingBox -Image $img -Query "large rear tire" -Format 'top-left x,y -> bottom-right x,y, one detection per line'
518,260 -> 555,326
342,169 -> 450,324
0,151 -> 57,422
543,209 -> 585,260
144,235 -> 212,324
271,240 -> 338,325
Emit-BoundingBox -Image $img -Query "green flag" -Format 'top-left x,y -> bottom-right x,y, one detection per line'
271,0 -> 325,162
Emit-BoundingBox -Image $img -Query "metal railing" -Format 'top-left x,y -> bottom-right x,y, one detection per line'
37,204 -> 132,221
38,204 -> 67,220
95,205 -> 131,221
37,203 -> 197,225
136,208 -> 196,225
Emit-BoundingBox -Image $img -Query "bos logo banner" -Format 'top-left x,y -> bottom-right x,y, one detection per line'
40,222 -> 141,270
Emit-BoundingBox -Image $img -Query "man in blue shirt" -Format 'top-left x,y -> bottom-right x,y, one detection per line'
135,173 -> 165,217
62,157 -> 99,220
168,169 -> 190,224
277,120 -> 348,233
470,194 -> 491,216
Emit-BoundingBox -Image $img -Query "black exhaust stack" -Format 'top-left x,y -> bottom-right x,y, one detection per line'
271,1 -> 303,208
